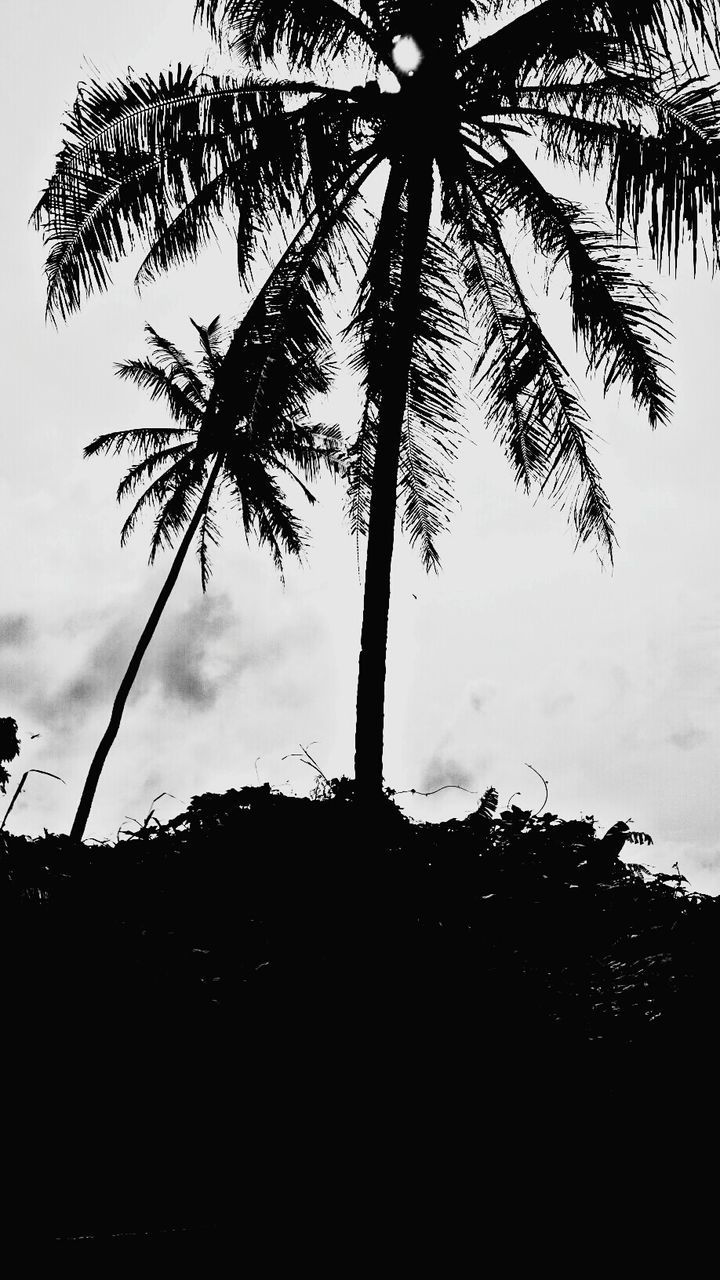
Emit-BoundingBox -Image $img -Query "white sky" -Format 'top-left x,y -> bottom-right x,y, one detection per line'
1,1 -> 719,892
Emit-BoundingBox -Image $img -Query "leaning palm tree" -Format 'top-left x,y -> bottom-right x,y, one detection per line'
69,235 -> 343,841
34,1 -> 720,803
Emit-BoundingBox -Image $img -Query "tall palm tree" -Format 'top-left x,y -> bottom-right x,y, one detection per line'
35,1 -> 720,803
69,236 -> 342,841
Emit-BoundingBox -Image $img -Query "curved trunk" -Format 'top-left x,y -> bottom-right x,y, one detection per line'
353,160 -> 434,802
70,455 -> 223,843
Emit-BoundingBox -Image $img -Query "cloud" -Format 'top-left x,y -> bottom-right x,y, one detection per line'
34,616 -> 133,728
153,595 -> 233,708
0,614 -> 32,648
5,578 -> 321,752
542,691 -> 576,717
667,726 -> 710,751
469,681 -> 496,713
421,754 -> 475,794
59,676 -> 100,710
137,589 -> 313,711
20,593 -> 241,726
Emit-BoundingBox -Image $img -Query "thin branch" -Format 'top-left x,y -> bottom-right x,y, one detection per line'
0,770 -> 66,832
394,784 -> 478,798
281,741 -> 331,786
524,761 -> 550,816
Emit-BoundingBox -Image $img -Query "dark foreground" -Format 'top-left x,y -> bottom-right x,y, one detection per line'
2,785 -> 718,1254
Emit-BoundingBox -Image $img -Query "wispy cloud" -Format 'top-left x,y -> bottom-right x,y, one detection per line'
12,587 -> 316,734
667,726 -> 710,751
0,614 -> 32,648
153,595 -> 234,708
421,754 -> 475,793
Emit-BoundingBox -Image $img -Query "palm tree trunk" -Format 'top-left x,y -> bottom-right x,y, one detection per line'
70,455 -> 223,843
354,160 -> 434,802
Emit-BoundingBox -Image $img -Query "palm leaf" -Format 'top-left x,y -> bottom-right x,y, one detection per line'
115,444 -> 196,505
148,467 -> 210,561
347,167 -> 467,569
200,147 -> 377,469
611,74 -> 720,269
496,141 -> 674,428
461,1 -> 719,89
113,359 -> 204,427
117,452 -> 199,548
195,0 -> 385,69
444,158 -> 616,559
83,427 -> 193,460
196,501 -> 223,591
400,231 -> 468,569
33,69 -> 336,317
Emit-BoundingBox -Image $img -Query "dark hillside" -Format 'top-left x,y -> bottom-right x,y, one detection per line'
2,785 -> 717,1248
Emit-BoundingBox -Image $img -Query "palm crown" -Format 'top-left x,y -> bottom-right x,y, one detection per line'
89,311 -> 341,586
34,2 -> 720,556
34,0 -> 720,797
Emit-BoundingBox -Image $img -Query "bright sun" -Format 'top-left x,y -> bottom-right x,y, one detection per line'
392,35 -> 423,76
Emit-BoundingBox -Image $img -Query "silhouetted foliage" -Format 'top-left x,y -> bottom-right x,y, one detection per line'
1,788 -> 712,1043
0,717 -> 20,793
3,785 -> 716,1241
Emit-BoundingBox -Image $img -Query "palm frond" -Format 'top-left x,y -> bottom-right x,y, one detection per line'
442,156 -> 552,489
200,147 -> 377,469
142,324 -> 206,405
274,420 -> 345,482
496,142 -> 674,427
343,410 -> 377,572
459,3 -> 619,93
116,446 -> 196,513
398,417 -> 451,573
344,162 -> 407,558
444,159 -> 616,560
195,0 -> 385,70
225,459 -> 308,580
196,501 -> 222,591
116,452 -> 198,548
83,427 -> 193,460
113,358 -> 204,427
148,467 -> 210,562
399,232 -> 468,569
346,166 -> 467,569
190,314 -> 225,379
33,68 -> 328,318
133,88 -> 356,293
611,74 -> 720,269
498,111 -> 631,183
461,0 -> 720,90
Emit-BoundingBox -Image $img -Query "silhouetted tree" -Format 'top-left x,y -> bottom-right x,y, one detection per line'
70,269 -> 341,841
34,2 -> 720,803
0,717 -> 20,794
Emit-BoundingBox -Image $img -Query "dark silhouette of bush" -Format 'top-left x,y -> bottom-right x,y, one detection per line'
0,716 -> 20,793
2,785 -> 717,1244
1,785 -> 713,1051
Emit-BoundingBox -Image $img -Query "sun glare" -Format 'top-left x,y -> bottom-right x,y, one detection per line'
392,35 -> 423,76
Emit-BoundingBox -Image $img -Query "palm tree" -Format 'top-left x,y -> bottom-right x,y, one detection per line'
69,237 -> 342,841
34,1 -> 720,804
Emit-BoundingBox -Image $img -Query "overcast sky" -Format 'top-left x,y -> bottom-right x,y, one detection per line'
2,2 -> 719,893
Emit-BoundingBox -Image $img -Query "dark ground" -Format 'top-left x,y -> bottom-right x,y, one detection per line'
2,783 -> 717,1255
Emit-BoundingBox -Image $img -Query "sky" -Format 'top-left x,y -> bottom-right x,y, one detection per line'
1,1 -> 719,893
